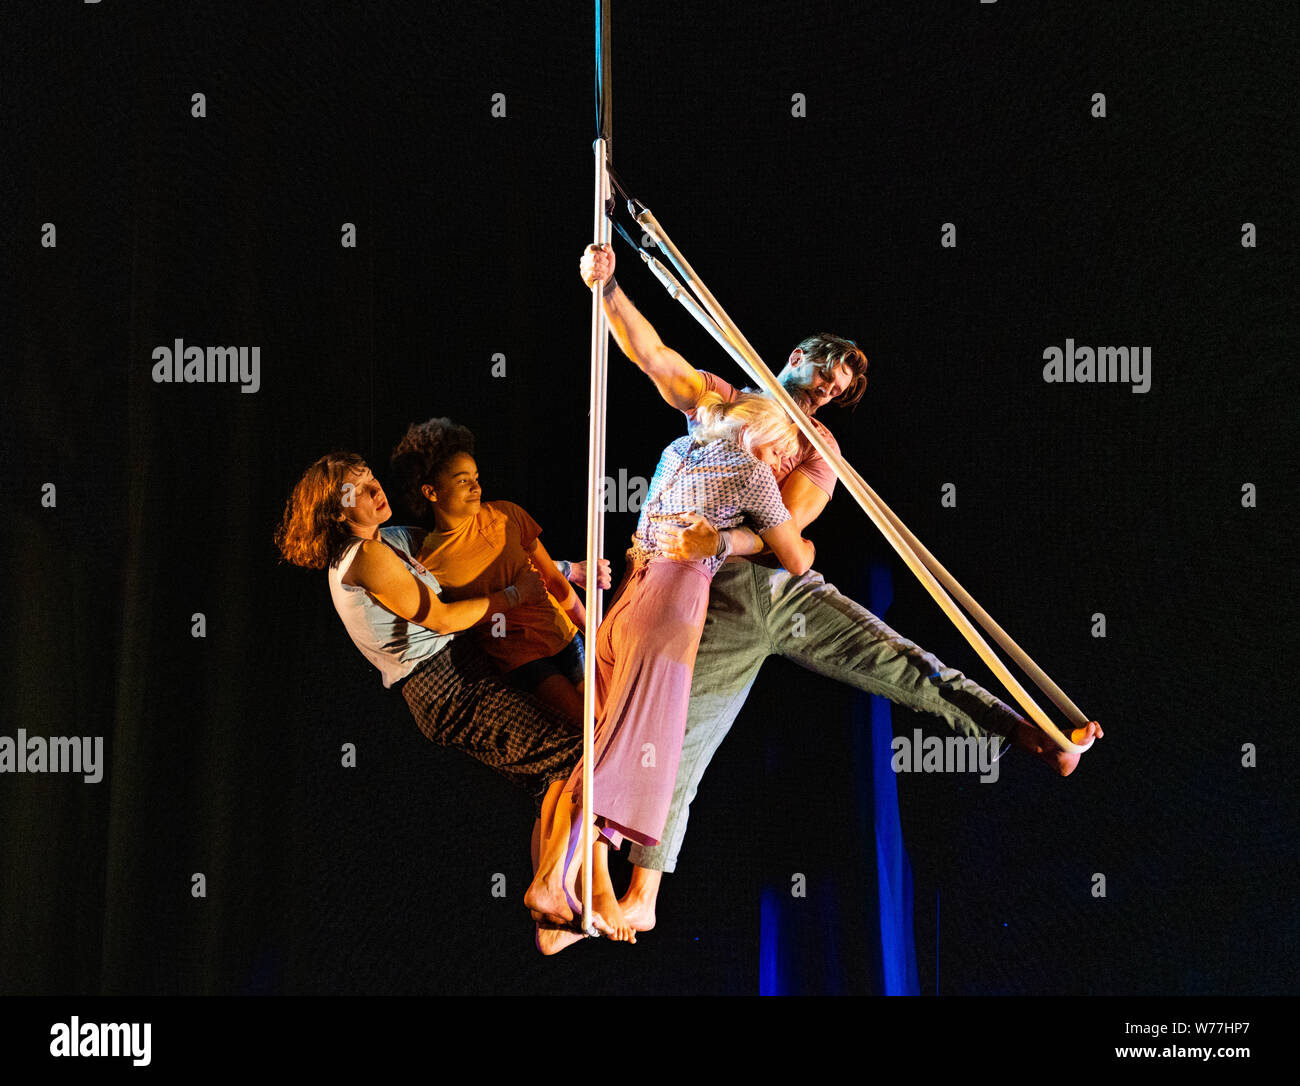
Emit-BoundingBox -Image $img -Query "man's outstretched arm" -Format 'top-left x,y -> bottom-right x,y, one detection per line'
580,243 -> 706,412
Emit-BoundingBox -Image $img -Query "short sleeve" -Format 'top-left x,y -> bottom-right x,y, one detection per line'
684,371 -> 739,425
699,371 -> 738,402
495,501 -> 542,550
741,461 -> 792,535
789,421 -> 841,498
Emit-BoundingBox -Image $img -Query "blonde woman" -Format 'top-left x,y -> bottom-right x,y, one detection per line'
564,392 -> 815,881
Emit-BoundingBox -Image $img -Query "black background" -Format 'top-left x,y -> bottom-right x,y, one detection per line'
3,1 -> 1295,999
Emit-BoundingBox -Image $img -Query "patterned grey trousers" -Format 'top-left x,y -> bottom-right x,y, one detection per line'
626,556 -> 1026,873
401,638 -> 582,812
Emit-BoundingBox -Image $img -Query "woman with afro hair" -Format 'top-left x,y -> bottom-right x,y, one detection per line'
390,418 -> 597,723
390,420 -> 641,939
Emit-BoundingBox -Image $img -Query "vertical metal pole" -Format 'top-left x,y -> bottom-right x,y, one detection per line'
597,0 -> 613,157
578,0 -> 615,935
582,138 -> 611,935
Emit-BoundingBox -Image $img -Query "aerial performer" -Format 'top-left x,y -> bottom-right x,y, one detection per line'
386,418 -> 630,939
561,388 -> 816,937
579,243 -> 1104,932
274,451 -> 624,949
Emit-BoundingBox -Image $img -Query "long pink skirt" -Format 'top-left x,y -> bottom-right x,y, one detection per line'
564,558 -> 712,847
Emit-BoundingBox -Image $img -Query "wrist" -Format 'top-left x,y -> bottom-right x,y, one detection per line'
602,275 -> 618,298
555,559 -> 572,581
714,528 -> 731,560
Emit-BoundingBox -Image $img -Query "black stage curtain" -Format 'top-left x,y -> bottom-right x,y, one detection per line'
3,2 -> 1294,996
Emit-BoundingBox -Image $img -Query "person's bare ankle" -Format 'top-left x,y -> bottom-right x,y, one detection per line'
618,874 -> 661,932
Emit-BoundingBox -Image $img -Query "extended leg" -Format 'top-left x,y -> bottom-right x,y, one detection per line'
763,564 -> 1023,748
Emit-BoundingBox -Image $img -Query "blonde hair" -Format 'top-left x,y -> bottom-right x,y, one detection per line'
693,391 -> 799,462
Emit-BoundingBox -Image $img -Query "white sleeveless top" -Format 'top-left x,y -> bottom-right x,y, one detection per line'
328,526 -> 454,688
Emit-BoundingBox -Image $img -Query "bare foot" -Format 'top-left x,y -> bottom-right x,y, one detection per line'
535,922 -> 586,956
562,835 -> 636,942
617,894 -> 657,933
567,871 -> 635,942
1017,719 -> 1104,776
524,873 -> 573,927
593,884 -> 636,943
534,907 -> 633,954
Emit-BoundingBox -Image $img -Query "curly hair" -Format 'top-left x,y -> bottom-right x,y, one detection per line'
274,451 -> 370,570
786,332 -> 870,409
389,418 -> 477,519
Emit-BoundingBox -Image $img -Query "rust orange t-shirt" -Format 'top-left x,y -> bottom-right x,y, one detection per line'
415,500 -> 577,674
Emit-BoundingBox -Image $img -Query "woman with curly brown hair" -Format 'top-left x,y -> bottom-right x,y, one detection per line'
274,451 -> 630,946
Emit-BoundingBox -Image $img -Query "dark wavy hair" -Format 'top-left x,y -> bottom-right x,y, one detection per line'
274,451 -> 370,570
787,333 -> 870,409
389,418 -> 476,519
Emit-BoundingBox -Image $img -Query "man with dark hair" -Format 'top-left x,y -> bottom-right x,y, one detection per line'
579,243 -> 1102,931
